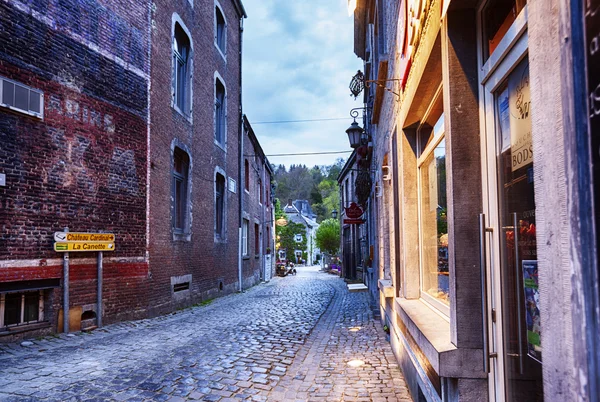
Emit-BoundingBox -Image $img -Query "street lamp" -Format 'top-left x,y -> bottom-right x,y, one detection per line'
332,209 -> 338,219
346,120 -> 364,149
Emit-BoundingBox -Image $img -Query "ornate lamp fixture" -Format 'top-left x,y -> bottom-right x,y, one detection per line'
332,209 -> 338,219
346,107 -> 367,148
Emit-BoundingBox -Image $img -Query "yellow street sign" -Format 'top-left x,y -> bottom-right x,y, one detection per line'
54,242 -> 115,252
54,232 -> 115,242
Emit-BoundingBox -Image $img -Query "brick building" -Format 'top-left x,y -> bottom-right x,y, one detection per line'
147,0 -> 247,313
350,0 -> 600,401
0,0 -> 151,339
241,116 -> 274,284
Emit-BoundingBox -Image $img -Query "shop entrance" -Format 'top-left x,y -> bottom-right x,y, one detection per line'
479,1 -> 543,400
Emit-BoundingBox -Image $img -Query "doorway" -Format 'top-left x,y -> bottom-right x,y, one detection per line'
479,1 -> 543,400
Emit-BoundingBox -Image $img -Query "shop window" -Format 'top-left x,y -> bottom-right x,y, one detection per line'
215,4 -> 226,56
173,22 -> 191,115
173,147 -> 190,233
482,0 -> 528,60
242,219 -> 249,256
418,110 -> 449,310
0,291 -> 43,329
215,172 -> 225,238
215,78 -> 226,146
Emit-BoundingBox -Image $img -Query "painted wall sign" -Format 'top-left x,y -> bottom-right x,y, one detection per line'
509,60 -> 532,171
54,242 -> 115,252
397,0 -> 430,89
54,232 -> 115,242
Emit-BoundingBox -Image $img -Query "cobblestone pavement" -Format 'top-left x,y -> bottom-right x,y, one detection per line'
0,266 -> 411,402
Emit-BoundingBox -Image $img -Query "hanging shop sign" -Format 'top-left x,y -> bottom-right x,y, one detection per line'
344,202 -> 364,219
343,218 -> 365,225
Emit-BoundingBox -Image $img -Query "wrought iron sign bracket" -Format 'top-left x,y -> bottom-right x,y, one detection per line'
365,79 -> 402,99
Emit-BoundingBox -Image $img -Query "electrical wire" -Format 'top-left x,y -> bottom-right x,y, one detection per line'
252,117 -> 348,124
258,150 -> 352,157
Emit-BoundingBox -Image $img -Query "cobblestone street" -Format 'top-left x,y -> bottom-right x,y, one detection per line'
0,266 -> 411,402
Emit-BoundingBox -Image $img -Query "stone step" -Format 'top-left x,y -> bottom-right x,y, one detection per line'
347,283 -> 368,292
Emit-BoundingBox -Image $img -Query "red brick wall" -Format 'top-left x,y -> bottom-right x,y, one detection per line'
148,0 -> 245,313
0,0 -> 150,332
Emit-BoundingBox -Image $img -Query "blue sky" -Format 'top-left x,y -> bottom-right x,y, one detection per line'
242,0 -> 363,168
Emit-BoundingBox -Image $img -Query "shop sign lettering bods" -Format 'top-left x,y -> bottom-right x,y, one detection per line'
509,61 -> 532,171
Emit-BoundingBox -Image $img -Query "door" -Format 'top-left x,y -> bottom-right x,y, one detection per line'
479,21 -> 543,402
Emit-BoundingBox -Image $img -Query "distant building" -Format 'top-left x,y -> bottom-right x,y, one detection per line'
284,200 -> 320,265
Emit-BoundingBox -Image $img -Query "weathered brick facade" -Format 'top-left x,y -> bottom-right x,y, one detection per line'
147,0 -> 248,314
242,116 -> 274,284
0,0 -> 151,339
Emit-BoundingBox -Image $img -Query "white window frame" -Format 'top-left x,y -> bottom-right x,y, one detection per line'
242,219 -> 249,256
0,291 -> 44,329
0,76 -> 44,119
416,89 -> 450,317
214,1 -> 227,61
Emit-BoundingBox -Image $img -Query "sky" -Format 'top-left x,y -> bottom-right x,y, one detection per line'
242,0 -> 363,169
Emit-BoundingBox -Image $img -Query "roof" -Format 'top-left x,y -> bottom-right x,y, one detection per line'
337,150 -> 357,183
243,115 -> 273,175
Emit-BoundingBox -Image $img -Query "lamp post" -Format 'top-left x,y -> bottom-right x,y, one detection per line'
332,209 -> 338,219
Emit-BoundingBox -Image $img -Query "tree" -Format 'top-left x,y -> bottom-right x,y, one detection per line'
315,219 -> 341,255
277,221 -> 307,263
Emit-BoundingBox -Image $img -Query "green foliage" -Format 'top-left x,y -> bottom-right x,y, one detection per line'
277,220 -> 307,260
315,218 -> 341,255
273,160 -> 345,223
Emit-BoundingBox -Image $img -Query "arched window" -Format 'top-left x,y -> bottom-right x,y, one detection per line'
173,23 -> 191,114
215,172 -> 226,238
215,5 -> 226,55
173,147 -> 190,232
215,78 -> 226,145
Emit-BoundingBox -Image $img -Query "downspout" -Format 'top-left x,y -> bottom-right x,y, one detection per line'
238,16 -> 244,292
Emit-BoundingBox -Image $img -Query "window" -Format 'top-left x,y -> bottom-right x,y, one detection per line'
258,178 -> 263,204
0,77 -> 43,118
215,5 -> 226,55
1,291 -> 43,329
482,0 -> 528,60
417,111 -> 449,308
254,223 -> 260,256
215,78 -> 226,145
173,22 -> 191,114
242,219 -> 249,256
173,147 -> 190,232
244,159 -> 249,191
295,234 -> 303,243
215,173 -> 225,238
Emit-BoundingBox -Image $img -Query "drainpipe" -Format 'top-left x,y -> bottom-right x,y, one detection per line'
237,16 -> 244,292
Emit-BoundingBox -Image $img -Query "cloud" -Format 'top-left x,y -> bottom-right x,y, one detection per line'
242,0 -> 363,168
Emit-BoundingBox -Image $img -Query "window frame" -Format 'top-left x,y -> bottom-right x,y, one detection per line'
214,75 -> 227,149
214,2 -> 227,60
416,86 -> 450,317
0,76 -> 44,119
172,147 -> 190,237
242,219 -> 249,256
0,291 -> 44,329
254,223 -> 260,257
215,172 -> 226,239
244,159 -> 250,192
172,18 -> 193,118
